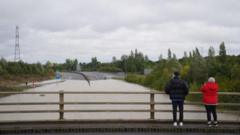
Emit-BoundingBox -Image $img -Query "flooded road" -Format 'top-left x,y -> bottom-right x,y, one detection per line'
0,72 -> 239,121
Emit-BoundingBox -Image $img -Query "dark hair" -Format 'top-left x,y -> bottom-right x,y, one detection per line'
174,71 -> 180,76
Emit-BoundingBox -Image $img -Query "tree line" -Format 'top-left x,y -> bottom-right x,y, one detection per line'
125,42 -> 240,92
47,49 -> 151,73
0,59 -> 54,76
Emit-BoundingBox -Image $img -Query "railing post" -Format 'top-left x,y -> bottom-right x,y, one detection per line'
150,92 -> 155,120
59,90 -> 64,120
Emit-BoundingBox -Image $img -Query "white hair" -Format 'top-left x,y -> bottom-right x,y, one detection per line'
208,77 -> 215,83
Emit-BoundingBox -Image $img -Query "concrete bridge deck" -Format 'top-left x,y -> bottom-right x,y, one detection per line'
0,120 -> 239,134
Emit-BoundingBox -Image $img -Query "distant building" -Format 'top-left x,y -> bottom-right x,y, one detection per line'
76,64 -> 81,71
144,68 -> 153,75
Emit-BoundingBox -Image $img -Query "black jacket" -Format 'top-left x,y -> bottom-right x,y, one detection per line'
165,77 -> 189,101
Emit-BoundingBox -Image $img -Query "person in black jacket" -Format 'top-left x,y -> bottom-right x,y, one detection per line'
165,71 -> 189,127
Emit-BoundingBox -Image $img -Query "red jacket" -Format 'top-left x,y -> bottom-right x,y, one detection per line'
200,82 -> 219,105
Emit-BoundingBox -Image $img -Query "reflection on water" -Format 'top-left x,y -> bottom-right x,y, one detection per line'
0,79 -> 239,121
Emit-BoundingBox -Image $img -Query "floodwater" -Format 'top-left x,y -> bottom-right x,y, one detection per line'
0,72 -> 239,121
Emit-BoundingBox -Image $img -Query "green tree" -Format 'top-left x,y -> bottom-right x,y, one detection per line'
208,46 -> 215,57
168,48 -> 172,59
219,41 -> 226,63
0,65 -> 4,75
231,64 -> 240,80
189,52 -> 192,58
144,55 -> 149,62
184,51 -> 188,58
207,46 -> 217,77
173,53 -> 177,60
91,57 -> 100,71
0,58 -> 8,74
121,55 -> 128,72
158,54 -> 163,61
112,56 -> 117,63
65,59 -> 74,71
73,59 -> 78,71
188,48 -> 208,83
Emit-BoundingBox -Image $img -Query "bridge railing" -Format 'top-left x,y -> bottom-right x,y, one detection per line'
0,91 -> 239,121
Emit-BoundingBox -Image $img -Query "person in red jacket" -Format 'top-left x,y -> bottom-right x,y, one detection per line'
200,77 -> 219,127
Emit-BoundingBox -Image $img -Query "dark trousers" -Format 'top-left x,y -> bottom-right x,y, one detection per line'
205,105 -> 217,121
172,101 -> 184,122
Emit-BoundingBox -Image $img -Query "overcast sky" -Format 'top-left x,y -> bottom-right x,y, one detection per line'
0,0 -> 240,63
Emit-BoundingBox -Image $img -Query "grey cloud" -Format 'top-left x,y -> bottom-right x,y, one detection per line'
0,0 -> 240,63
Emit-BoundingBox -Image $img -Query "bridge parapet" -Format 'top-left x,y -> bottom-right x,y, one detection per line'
0,91 -> 239,121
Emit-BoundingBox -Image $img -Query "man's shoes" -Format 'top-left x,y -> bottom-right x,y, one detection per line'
207,121 -> 218,127
173,122 -> 178,127
207,121 -> 213,127
173,122 -> 183,127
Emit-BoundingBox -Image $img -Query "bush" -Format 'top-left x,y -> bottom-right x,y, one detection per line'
98,66 -> 122,72
125,74 -> 145,85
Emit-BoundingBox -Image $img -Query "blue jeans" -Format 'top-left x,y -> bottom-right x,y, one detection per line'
172,101 -> 184,122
